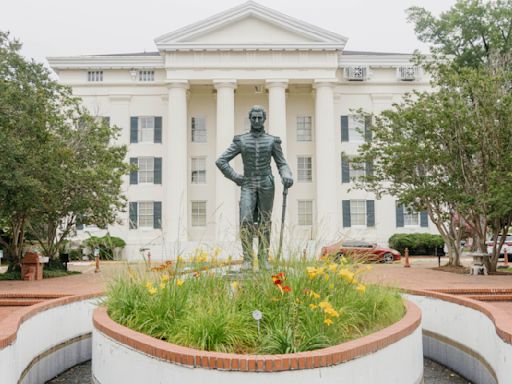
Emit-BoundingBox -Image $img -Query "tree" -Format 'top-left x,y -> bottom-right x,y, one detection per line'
0,32 -> 129,271
355,62 -> 512,270
407,0 -> 512,69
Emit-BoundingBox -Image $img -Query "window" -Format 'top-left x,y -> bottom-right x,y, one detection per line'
191,201 -> 207,227
138,201 -> 154,228
296,116 -> 312,141
396,203 -> 428,227
139,70 -> 154,82
139,116 -> 154,143
403,206 -> 419,226
341,115 -> 371,143
138,157 -> 154,183
349,161 -> 366,181
297,156 -> 312,182
350,200 -> 367,226
191,117 -> 207,143
348,116 -> 365,142
398,66 -> 418,81
87,71 -> 103,82
298,200 -> 313,226
191,157 -> 206,183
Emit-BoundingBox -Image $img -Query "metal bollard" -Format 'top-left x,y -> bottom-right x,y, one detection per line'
404,248 -> 411,268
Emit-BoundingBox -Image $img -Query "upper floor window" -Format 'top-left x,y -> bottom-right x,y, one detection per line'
297,156 -> 313,182
296,116 -> 312,142
129,157 -> 162,185
341,115 -> 372,143
342,200 -> 375,228
130,116 -> 162,144
341,156 -> 373,183
139,70 -> 155,82
87,71 -> 103,82
191,157 -> 206,184
191,117 -> 207,143
344,66 -> 368,81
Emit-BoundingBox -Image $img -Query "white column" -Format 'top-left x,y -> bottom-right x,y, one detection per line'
214,80 -> 237,242
266,80 -> 289,239
314,80 -> 338,242
166,80 -> 189,249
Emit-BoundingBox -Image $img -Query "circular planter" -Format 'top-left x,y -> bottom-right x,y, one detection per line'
92,301 -> 423,384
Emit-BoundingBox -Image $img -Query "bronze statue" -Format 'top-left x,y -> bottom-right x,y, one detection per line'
216,106 -> 293,270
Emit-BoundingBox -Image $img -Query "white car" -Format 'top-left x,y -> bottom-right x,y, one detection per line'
486,235 -> 512,260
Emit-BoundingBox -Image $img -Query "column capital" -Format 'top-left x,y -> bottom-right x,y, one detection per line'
265,79 -> 289,89
165,80 -> 189,90
213,79 -> 237,90
313,79 -> 338,88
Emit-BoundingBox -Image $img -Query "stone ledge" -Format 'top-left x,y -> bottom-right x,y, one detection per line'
92,300 -> 421,372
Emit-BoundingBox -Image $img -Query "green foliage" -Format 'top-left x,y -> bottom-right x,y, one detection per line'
0,269 -> 79,280
84,234 -> 126,260
407,0 -> 512,69
0,31 -> 129,269
388,234 -> 444,256
105,259 -> 404,354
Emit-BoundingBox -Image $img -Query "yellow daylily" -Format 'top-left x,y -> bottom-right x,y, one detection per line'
176,278 -> 184,286
356,284 -> 366,294
323,318 -> 334,326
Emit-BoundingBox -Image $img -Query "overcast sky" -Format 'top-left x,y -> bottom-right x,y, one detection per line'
1,0 -> 457,67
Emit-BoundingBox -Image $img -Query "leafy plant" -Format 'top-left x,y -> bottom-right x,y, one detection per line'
84,234 -> 126,260
105,258 -> 404,354
388,234 -> 444,255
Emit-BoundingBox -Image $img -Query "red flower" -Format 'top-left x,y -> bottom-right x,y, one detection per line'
282,286 -> 291,292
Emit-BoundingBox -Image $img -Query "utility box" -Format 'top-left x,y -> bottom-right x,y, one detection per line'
21,252 -> 43,281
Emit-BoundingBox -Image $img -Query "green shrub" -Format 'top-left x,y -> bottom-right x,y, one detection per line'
84,234 -> 126,260
105,259 -> 404,354
388,233 -> 444,255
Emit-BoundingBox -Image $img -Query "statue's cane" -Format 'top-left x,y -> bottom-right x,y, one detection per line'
277,187 -> 288,261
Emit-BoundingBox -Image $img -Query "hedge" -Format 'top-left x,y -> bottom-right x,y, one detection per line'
388,233 -> 444,256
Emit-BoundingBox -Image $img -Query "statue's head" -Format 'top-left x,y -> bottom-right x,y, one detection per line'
248,105 -> 266,132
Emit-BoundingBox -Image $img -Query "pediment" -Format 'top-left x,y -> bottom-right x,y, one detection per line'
155,1 -> 347,51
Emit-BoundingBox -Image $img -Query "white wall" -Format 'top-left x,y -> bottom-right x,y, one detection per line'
0,299 -> 98,384
92,325 -> 423,384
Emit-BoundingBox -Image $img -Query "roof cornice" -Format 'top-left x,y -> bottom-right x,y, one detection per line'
339,54 -> 417,67
47,55 -> 164,70
154,1 -> 347,51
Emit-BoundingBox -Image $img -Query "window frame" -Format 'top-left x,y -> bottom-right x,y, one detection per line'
298,200 -> 313,226
191,200 -> 207,227
137,157 -> 154,184
297,156 -> 313,182
138,201 -> 154,229
191,117 -> 207,143
296,115 -> 312,142
138,116 -> 155,143
191,157 -> 207,184
350,199 -> 367,226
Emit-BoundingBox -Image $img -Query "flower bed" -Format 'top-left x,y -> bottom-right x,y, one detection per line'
105,259 -> 405,354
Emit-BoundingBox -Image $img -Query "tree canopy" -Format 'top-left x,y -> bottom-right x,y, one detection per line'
0,32 -> 129,270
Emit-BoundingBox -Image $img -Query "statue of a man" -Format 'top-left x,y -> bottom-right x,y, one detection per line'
216,105 -> 293,270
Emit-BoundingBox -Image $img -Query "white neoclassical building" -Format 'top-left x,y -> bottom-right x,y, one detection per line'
48,1 -> 437,260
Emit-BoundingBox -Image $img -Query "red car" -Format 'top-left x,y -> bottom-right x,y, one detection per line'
320,241 -> 401,263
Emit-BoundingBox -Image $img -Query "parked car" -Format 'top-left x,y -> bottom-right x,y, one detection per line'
320,241 -> 401,263
486,235 -> 512,261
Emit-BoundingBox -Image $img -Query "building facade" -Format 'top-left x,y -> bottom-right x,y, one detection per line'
48,1 -> 437,260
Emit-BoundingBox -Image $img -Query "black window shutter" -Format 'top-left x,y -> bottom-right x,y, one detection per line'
366,200 -> 375,227
364,115 -> 372,142
342,200 -> 351,227
153,201 -> 162,229
129,158 -> 138,185
341,157 -> 350,183
366,160 -> 374,177
130,117 -> 138,143
154,157 -> 162,184
341,116 -> 349,142
102,116 -> 110,126
129,202 -> 138,229
396,203 -> 404,227
154,117 -> 162,143
420,211 -> 429,227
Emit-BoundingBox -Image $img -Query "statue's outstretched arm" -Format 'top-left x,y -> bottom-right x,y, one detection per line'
215,137 -> 244,186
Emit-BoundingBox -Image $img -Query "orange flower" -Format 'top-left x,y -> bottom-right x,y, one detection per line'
272,272 -> 285,286
281,285 -> 291,292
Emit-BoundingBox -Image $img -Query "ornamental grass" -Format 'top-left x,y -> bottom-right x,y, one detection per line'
105,257 -> 404,354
